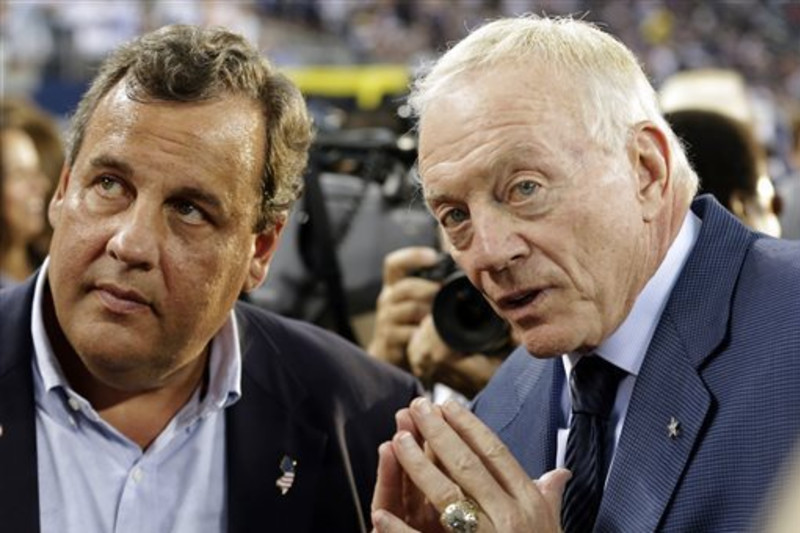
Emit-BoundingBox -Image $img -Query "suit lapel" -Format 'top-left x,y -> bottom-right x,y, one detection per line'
597,197 -> 755,531
598,313 -> 711,531
476,348 -> 563,478
0,280 -> 40,532
226,307 -> 328,533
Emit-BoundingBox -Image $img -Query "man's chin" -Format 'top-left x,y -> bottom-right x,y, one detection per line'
517,326 -> 581,359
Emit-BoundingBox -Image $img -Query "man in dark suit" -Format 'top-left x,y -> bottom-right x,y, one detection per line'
370,15 -> 800,533
0,24 -> 419,533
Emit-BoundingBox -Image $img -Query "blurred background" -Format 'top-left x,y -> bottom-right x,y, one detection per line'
2,1 -> 799,148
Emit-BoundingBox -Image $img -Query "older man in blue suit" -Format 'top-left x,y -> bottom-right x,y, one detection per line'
370,15 -> 800,533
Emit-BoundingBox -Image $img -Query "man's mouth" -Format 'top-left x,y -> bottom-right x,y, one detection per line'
496,289 -> 542,310
94,283 -> 152,314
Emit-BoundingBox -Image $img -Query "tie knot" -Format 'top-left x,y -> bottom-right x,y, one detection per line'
569,356 -> 627,418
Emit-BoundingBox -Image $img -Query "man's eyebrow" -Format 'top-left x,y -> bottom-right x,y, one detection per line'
90,155 -> 134,176
170,186 -> 225,211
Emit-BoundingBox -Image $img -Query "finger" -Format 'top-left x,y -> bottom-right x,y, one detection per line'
373,324 -> 418,347
395,408 -> 425,445
391,430 -> 465,512
407,340 -> 434,382
438,400 -> 565,530
372,441 -> 407,517
407,398 -> 509,509
438,399 -> 535,499
397,407 -> 455,528
394,408 -> 429,514
383,247 -> 441,285
379,280 -> 439,309
372,510 -> 422,533
381,299 -> 435,327
534,468 -> 571,518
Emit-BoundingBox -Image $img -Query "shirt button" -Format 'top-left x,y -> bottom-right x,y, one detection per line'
68,416 -> 77,427
68,397 -> 81,411
131,467 -> 144,483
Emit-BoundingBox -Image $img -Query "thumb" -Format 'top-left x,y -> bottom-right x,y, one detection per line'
535,468 -> 572,517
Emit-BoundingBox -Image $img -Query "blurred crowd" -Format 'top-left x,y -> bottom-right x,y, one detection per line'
3,1 -> 800,102
2,1 -> 799,198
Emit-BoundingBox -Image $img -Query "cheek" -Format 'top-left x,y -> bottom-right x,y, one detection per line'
165,238 -> 250,305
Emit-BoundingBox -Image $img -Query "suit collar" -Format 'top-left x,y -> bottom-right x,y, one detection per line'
598,195 -> 756,531
665,195 -> 755,367
226,305 -> 329,533
0,277 -> 41,532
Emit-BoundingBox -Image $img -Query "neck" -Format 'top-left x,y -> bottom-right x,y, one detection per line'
647,187 -> 692,277
93,363 -> 207,450
43,289 -> 209,450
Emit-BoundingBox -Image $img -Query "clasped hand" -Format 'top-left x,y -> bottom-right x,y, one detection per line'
371,397 -> 570,532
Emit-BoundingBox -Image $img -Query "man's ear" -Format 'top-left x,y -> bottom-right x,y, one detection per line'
241,218 -> 285,293
48,163 -> 71,228
630,122 -> 671,221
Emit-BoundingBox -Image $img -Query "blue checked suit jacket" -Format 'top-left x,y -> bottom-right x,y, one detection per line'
0,282 -> 421,533
473,195 -> 800,532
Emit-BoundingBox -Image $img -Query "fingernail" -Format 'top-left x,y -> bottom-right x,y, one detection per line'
442,399 -> 462,415
413,397 -> 432,414
396,430 -> 415,448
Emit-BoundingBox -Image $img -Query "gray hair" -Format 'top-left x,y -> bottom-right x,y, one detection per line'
67,24 -> 313,231
409,15 -> 697,194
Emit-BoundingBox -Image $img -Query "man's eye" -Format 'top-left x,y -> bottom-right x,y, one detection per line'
512,180 -> 540,198
94,175 -> 126,198
172,201 -> 207,224
441,208 -> 468,227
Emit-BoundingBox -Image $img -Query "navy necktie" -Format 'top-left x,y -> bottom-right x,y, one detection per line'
561,356 -> 627,533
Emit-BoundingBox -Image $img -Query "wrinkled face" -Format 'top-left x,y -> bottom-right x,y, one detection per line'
48,84 -> 278,390
418,64 -> 655,357
2,128 -> 50,244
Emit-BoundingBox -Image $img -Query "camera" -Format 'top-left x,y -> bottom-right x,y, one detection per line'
412,254 -> 510,354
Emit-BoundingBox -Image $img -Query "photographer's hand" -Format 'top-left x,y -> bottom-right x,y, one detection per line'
408,317 -> 508,397
407,315 -> 457,384
368,247 -> 442,369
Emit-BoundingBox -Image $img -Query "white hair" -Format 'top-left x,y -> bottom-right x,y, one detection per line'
409,15 -> 697,194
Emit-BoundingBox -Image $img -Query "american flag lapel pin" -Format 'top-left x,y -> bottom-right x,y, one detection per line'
276,455 -> 297,495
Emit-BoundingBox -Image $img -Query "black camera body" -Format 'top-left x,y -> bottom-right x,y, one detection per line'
412,254 -> 510,354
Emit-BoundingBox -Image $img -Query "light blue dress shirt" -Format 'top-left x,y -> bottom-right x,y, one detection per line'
31,259 -> 242,533
557,210 -> 702,476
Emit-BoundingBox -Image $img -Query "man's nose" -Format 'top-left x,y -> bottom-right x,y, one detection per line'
106,203 -> 159,270
467,207 -> 528,272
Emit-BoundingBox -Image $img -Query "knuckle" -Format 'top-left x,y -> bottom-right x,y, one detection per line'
448,452 -> 477,476
484,440 -> 510,462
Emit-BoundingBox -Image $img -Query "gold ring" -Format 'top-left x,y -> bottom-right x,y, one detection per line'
440,498 -> 480,533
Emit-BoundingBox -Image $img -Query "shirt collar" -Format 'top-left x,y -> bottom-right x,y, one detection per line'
564,209 -> 701,377
31,257 -> 242,420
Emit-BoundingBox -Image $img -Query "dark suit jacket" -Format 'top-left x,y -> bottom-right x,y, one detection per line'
473,196 -> 800,531
0,280 -> 420,533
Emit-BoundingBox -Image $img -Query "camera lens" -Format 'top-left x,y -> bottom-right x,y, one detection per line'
431,271 -> 510,354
